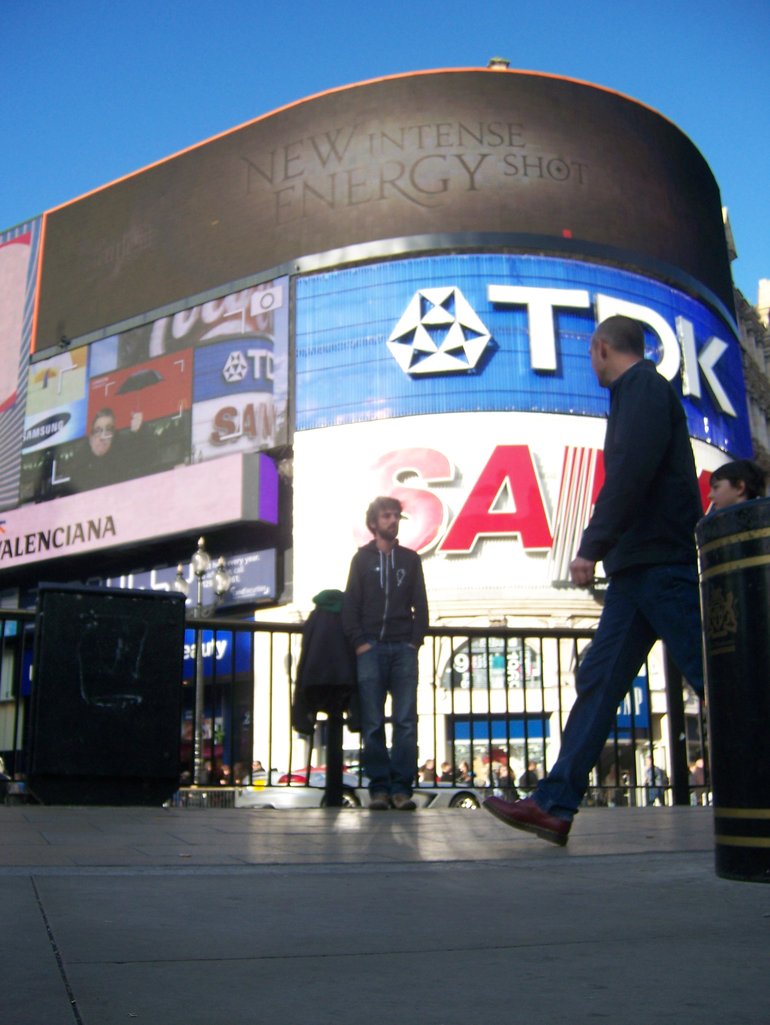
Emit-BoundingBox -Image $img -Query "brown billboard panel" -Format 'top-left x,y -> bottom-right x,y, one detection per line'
34,69 -> 733,349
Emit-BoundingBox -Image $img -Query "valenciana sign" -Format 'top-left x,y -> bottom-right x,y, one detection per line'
0,452 -> 278,570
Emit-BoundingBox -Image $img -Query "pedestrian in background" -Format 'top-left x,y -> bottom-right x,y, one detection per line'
645,756 -> 668,806
518,760 -> 540,790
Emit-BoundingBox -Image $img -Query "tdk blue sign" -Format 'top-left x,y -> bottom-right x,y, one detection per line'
193,337 -> 275,401
295,254 -> 749,454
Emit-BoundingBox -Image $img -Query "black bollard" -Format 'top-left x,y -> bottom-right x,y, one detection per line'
324,708 -> 345,808
697,497 -> 770,883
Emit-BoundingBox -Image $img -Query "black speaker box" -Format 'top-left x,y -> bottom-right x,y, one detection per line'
28,584 -> 187,805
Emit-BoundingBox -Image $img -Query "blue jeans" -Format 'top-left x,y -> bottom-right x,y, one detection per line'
535,564 -> 704,818
356,641 -> 418,797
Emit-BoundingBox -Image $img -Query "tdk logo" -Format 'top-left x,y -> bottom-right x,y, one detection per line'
222,351 -> 250,383
387,287 -> 492,374
387,283 -> 738,418
220,347 -> 274,385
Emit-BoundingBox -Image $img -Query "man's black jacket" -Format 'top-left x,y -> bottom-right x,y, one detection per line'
578,359 -> 702,575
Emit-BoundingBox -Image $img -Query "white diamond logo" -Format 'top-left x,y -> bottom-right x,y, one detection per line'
387,287 -> 492,374
222,351 -> 249,383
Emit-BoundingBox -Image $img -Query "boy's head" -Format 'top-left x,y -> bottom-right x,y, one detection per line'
708,459 -> 767,511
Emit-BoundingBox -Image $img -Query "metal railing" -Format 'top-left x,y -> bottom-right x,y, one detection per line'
0,609 -> 709,807
0,609 -> 35,790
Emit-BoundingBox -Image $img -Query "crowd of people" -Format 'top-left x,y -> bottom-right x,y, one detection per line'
183,759 -> 266,788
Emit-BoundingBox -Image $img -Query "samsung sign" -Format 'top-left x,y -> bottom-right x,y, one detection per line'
295,254 -> 749,455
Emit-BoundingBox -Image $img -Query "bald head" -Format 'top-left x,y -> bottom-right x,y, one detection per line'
589,315 -> 645,387
594,315 -> 645,357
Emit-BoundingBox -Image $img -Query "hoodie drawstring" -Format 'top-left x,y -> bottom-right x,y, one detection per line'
378,548 -> 396,640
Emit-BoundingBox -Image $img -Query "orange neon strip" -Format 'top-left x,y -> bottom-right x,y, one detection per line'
30,212 -> 49,355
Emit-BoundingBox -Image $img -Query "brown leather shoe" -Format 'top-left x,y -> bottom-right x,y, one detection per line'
483,795 -> 571,846
392,793 -> 416,811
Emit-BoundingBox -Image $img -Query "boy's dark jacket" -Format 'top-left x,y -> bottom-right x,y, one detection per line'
291,589 -> 357,736
341,540 -> 429,649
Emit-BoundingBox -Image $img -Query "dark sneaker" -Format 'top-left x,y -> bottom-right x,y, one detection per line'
369,792 -> 391,810
483,795 -> 571,846
392,793 -> 416,811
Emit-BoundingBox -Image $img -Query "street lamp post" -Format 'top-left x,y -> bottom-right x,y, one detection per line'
174,537 -> 231,786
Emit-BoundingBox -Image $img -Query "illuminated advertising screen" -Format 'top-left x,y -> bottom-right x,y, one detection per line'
295,254 -> 749,455
292,251 -> 747,608
93,549 -> 277,606
291,413 -> 728,609
20,277 -> 288,504
0,451 -> 278,572
34,70 -> 732,348
181,628 -> 254,682
0,222 -> 41,508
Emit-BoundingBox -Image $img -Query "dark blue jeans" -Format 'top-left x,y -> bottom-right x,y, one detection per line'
356,641 -> 418,797
535,564 -> 704,818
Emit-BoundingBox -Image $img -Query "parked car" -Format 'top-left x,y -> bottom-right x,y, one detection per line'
235,768 -> 363,809
234,768 -> 501,810
422,782 -> 483,809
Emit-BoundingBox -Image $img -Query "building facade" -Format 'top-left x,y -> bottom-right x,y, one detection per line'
0,67 -> 758,787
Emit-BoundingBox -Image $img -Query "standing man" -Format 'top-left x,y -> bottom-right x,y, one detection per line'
342,496 -> 429,810
484,314 -> 704,845
645,756 -> 668,806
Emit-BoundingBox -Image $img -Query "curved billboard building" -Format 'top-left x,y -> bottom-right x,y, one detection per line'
0,68 -> 749,619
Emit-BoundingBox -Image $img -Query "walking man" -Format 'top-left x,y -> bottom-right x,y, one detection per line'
342,496 -> 429,810
484,314 -> 705,844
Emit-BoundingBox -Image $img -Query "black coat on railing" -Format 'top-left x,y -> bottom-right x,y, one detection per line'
291,589 -> 358,735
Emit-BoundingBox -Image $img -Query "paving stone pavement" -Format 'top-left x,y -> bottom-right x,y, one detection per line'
1,804 -> 768,1025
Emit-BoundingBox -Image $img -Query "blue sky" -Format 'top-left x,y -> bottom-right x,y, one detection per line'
2,0 -> 768,302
